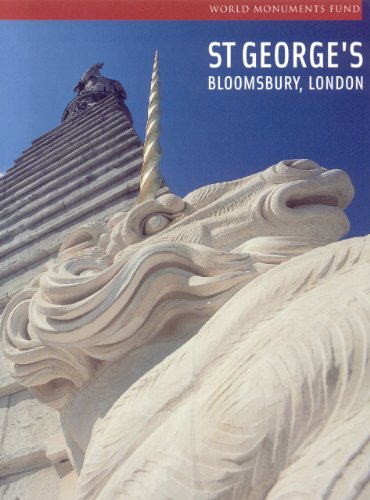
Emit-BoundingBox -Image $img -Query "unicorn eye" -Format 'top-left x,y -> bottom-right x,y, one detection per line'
143,214 -> 171,236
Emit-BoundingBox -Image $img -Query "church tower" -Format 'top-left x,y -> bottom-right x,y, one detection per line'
0,64 -> 143,498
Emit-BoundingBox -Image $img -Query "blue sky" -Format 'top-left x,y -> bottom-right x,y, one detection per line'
0,9 -> 369,237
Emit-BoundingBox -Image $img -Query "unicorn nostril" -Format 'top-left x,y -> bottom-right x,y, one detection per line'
284,159 -> 322,171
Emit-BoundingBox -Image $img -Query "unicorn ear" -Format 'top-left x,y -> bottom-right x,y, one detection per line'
138,51 -> 166,203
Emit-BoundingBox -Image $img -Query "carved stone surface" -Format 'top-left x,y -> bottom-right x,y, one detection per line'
0,389 -> 62,488
2,159 -> 370,499
0,466 -> 61,500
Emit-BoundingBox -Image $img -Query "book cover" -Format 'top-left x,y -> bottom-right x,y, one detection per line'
0,1 -> 369,498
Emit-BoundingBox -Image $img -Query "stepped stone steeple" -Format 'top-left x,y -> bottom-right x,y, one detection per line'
0,64 -> 143,312
0,64 -> 143,497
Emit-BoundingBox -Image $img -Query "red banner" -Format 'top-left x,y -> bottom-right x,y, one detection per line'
0,0 -> 363,21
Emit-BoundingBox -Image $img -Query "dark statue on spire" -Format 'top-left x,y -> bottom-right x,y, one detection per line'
73,63 -> 127,100
73,63 -> 104,94
62,63 -> 131,122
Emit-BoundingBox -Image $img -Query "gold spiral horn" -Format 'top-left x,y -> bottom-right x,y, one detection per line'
138,51 -> 165,203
